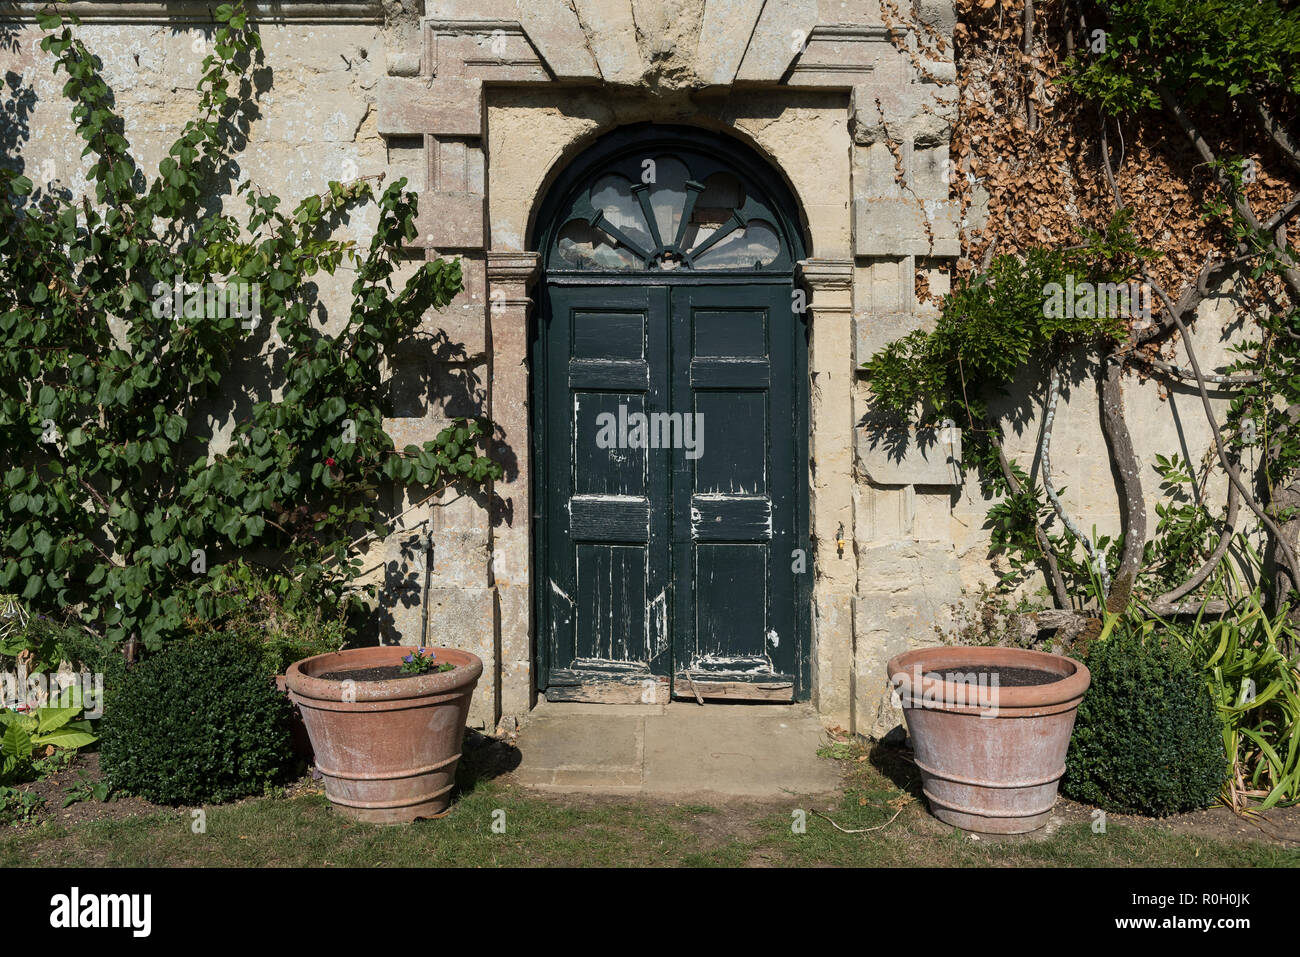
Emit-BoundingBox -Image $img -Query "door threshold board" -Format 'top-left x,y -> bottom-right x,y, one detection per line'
547,670 -> 670,704
673,674 -> 795,702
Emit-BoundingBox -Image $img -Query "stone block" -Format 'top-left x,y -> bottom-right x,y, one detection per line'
512,0 -> 603,79
378,77 -> 483,136
854,196 -> 960,257
431,28 -> 550,81
428,585 -> 497,728
855,310 -> 928,366
856,425 -> 962,486
812,588 -> 854,724
572,0 -> 644,85
854,591 -> 954,646
912,489 -> 953,543
496,580 -> 533,718
855,541 -> 962,594
786,25 -> 887,87
915,0 -> 957,34
734,0 -> 819,82
855,482 -> 914,543
413,192 -> 486,249
695,0 -> 767,85
386,50 -> 421,78
852,538 -> 963,738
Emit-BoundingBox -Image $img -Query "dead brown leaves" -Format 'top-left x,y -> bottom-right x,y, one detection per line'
950,0 -> 1299,314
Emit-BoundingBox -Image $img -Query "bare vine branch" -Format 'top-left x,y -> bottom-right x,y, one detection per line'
1154,481 -> 1240,606
991,432 -> 1071,608
1041,365 -> 1110,595
1137,356 -> 1263,386
1099,349 -> 1148,614
1144,268 -> 1300,589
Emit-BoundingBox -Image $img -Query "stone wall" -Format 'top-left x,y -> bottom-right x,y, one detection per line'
1,0 -> 1259,739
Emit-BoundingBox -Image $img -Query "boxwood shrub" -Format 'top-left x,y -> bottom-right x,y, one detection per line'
1063,625 -> 1226,816
100,634 -> 293,804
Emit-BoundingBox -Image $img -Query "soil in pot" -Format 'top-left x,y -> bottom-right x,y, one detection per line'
317,664 -> 456,682
923,664 -> 1060,687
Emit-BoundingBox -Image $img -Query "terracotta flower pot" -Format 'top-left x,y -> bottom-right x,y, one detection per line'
286,646 -> 482,824
887,646 -> 1090,834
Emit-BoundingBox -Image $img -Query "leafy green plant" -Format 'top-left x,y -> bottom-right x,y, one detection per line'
0,610 -> 84,676
62,771 -> 112,808
399,647 -> 453,675
188,559 -> 349,676
0,786 -> 44,827
1064,622 -> 1227,815
1146,580 -> 1300,810
1141,453 -> 1223,596
862,242 -> 1129,423
863,215 -> 1148,605
1059,0 -> 1300,115
99,633 -> 292,804
0,2 -> 501,654
0,688 -> 98,785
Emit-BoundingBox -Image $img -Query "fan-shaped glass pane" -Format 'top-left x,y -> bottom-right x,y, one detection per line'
683,171 -> 744,250
693,220 -> 780,270
647,155 -> 690,246
557,220 -> 642,270
590,174 -> 653,250
547,144 -> 790,271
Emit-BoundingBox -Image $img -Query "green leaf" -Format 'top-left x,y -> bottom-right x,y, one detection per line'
32,726 -> 98,750
1,722 -> 31,761
36,702 -> 80,735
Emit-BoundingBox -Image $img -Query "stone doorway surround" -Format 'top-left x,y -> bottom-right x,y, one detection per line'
371,0 -> 963,737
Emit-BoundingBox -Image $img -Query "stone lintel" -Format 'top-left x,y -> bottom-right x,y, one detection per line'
424,1 -> 599,80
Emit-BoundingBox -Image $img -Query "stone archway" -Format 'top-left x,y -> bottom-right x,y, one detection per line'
527,123 -> 811,704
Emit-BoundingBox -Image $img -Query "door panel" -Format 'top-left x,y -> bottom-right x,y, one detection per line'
539,280 -> 803,703
543,285 -> 672,702
669,284 -> 799,701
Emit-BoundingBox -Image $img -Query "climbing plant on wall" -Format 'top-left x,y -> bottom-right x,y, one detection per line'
0,3 -> 500,653
865,0 -> 1300,636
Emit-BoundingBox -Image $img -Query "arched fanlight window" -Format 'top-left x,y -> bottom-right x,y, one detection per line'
540,127 -> 802,273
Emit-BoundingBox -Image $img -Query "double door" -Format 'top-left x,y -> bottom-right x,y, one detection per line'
536,277 -> 807,702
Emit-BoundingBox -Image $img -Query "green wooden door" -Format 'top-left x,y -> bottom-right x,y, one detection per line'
541,283 -> 673,699
669,282 -> 803,700
531,124 -> 809,703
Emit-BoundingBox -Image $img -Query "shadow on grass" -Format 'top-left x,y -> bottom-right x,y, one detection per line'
867,740 -> 926,802
451,729 -> 522,802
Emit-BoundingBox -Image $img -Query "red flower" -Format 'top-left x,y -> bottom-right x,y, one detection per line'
325,457 -> 336,466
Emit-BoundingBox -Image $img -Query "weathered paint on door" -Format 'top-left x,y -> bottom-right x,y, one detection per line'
531,125 -> 809,702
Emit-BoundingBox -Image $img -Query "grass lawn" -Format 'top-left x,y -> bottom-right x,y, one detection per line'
2,741 -> 1296,867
